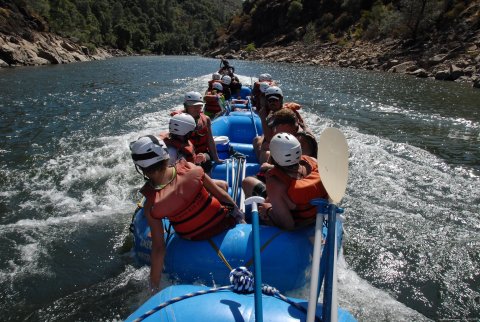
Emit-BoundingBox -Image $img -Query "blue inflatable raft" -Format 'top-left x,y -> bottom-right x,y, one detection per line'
124,284 -> 357,322
130,109 -> 343,292
131,205 -> 343,291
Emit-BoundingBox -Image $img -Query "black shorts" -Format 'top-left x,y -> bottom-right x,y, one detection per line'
252,182 -> 267,198
200,152 -> 213,174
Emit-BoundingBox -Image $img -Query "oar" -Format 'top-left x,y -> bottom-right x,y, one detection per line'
306,127 -> 349,322
239,157 -> 247,212
247,96 -> 259,137
244,196 -> 266,322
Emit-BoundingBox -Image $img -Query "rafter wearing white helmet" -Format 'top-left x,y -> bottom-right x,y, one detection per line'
169,113 -> 196,136
184,91 -> 204,107
212,82 -> 223,92
269,132 -> 302,167
130,135 -> 169,169
221,75 -> 231,85
265,86 -> 283,98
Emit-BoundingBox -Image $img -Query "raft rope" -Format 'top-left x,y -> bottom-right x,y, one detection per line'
132,267 -> 320,322
207,228 -> 286,272
207,239 -> 233,271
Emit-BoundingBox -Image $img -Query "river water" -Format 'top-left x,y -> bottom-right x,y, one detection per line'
0,56 -> 479,321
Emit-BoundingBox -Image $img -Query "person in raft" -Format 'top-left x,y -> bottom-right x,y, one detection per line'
203,82 -> 226,118
243,132 -> 328,230
130,135 -> 245,292
170,92 -> 223,173
161,113 -> 199,165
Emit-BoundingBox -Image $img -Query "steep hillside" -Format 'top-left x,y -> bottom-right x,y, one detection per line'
210,0 -> 480,87
0,0 -> 242,66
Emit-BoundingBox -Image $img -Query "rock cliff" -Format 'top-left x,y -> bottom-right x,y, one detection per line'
210,2 -> 480,89
0,3 -> 124,68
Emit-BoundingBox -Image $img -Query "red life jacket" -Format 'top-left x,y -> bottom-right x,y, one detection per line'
160,132 -> 196,163
141,160 -> 235,240
266,156 -> 328,224
190,113 -> 210,154
204,92 -> 223,115
207,79 -> 223,92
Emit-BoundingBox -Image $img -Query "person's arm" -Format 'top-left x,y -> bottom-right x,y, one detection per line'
203,173 -> 245,223
265,176 -> 295,230
205,117 -> 222,162
144,204 -> 166,293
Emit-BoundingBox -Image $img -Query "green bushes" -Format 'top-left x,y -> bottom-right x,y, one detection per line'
287,1 -> 302,23
13,0 -> 241,54
245,42 -> 256,52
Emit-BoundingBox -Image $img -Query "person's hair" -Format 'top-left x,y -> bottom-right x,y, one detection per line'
142,159 -> 169,175
170,132 -> 191,142
269,108 -> 297,128
270,155 -> 299,170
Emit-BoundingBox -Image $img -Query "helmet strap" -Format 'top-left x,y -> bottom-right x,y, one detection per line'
134,164 -> 150,181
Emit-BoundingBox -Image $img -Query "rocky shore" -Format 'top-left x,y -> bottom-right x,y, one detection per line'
0,30 -> 128,68
217,33 -> 480,89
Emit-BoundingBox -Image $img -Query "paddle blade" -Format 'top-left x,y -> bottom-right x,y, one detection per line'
317,128 -> 349,204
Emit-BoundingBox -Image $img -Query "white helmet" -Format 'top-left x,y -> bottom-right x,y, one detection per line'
259,73 -> 272,82
269,132 -> 302,167
169,113 -> 196,136
222,75 -> 231,85
130,135 -> 169,169
259,82 -> 270,93
265,86 -> 283,99
212,72 -> 221,80
212,82 -> 223,92
184,91 -> 204,106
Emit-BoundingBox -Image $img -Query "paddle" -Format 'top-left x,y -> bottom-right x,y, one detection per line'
244,196 -> 266,322
247,96 -> 259,137
306,128 -> 349,322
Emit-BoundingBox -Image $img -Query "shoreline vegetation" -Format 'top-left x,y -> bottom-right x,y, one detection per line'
3,28 -> 479,89
211,36 -> 480,88
1,1 -> 479,89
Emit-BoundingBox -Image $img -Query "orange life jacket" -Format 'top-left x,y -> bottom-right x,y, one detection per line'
204,92 -> 223,115
266,156 -> 328,224
160,132 -> 196,163
141,160 -> 235,240
207,79 -> 222,92
190,113 -> 209,154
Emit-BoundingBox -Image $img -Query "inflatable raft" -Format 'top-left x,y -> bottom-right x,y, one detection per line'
127,72 -> 355,320
130,108 -> 343,292
125,284 -> 356,322
131,204 -> 343,291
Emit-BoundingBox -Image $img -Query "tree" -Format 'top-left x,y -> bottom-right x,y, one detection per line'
114,23 -> 131,50
399,0 -> 443,40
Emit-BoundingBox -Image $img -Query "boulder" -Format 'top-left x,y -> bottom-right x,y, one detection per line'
388,61 -> 417,73
473,77 -> 480,88
449,64 -> 465,80
0,58 -> 8,67
428,54 -> 447,65
408,68 -> 429,78
435,70 -> 451,80
37,48 -> 62,64
463,66 -> 476,77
